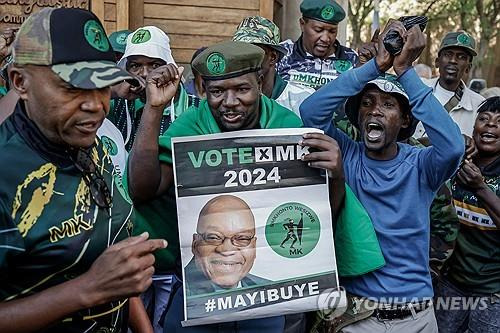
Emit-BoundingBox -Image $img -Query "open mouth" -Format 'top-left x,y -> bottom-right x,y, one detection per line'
480,132 -> 498,143
366,122 -> 384,142
222,112 -> 243,124
444,66 -> 458,75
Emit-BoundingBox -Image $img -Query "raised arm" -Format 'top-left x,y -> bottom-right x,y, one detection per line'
300,59 -> 381,138
128,65 -> 183,203
393,26 -> 464,189
300,21 -> 402,140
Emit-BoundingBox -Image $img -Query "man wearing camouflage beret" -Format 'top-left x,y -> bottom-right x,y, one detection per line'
0,8 -> 167,332
277,0 -> 358,90
414,31 -> 484,140
127,40 -> 348,332
233,15 -> 315,117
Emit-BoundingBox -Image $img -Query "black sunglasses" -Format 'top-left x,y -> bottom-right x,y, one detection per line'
70,148 -> 112,209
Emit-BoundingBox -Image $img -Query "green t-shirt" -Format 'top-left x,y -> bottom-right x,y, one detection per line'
136,95 -> 302,273
158,95 -> 303,163
446,160 -> 500,293
157,96 -> 385,277
0,109 -> 133,332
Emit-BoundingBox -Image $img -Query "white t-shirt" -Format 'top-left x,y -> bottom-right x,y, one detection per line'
433,82 -> 455,106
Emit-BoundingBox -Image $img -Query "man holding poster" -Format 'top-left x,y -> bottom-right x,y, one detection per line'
127,40 -> 350,332
128,40 -> 385,331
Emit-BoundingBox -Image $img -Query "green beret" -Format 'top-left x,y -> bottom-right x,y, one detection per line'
300,0 -> 346,25
108,30 -> 131,54
192,41 -> 264,80
439,31 -> 477,57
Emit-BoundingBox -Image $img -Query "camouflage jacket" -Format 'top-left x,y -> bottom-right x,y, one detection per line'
276,36 -> 358,90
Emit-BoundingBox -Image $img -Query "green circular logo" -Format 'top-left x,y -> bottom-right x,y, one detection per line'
131,29 -> 151,44
84,20 -> 109,52
457,33 -> 471,46
321,5 -> 335,20
265,202 -> 320,258
206,52 -> 226,75
116,32 -> 128,45
335,59 -> 352,73
101,136 -> 118,156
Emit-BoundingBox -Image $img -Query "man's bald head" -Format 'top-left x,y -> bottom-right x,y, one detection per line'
197,195 -> 255,232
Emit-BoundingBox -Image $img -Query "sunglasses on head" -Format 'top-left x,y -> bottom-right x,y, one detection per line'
70,148 -> 112,209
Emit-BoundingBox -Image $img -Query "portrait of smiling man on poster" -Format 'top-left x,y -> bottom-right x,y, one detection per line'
184,195 -> 270,295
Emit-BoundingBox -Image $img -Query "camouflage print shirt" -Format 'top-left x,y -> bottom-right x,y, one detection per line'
277,36 -> 359,90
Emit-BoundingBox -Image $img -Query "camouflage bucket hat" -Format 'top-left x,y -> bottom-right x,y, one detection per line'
438,31 -> 477,57
12,8 -> 134,89
345,74 -> 418,141
233,16 -> 287,57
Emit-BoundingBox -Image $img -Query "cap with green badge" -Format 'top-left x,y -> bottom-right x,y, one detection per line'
192,41 -> 264,80
233,16 -> 287,57
438,31 -> 477,57
108,29 -> 131,54
344,74 -> 418,141
12,8 -> 133,89
300,0 -> 346,25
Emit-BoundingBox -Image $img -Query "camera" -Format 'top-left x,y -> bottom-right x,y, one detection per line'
383,16 -> 428,55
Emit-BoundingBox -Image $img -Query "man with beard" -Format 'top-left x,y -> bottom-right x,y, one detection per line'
276,0 -> 358,90
300,22 -> 464,332
414,31 -> 484,139
127,40 -> 353,332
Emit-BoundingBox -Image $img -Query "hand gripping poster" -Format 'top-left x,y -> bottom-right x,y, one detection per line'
172,128 -> 343,326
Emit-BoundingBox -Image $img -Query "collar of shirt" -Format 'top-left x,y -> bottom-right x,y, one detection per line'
295,35 -> 344,61
271,73 -> 288,100
427,77 -> 478,112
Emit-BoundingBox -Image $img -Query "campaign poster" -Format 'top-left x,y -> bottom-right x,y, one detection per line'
172,128 -> 341,326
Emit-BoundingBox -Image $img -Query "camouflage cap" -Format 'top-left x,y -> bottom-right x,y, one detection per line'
345,74 -> 418,141
108,29 -> 131,54
233,16 -> 287,56
300,0 -> 346,25
12,8 -> 133,89
192,41 -> 264,81
438,31 -> 477,57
